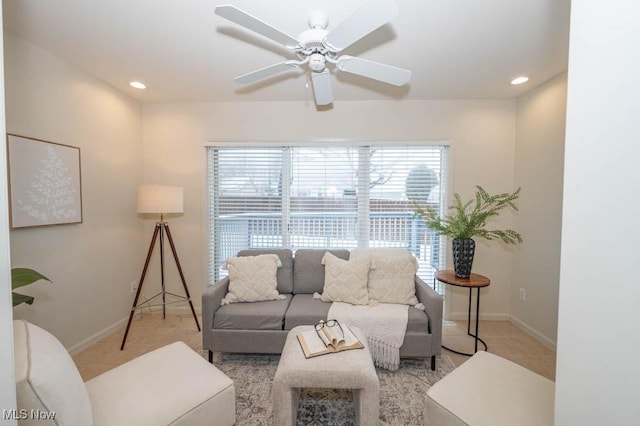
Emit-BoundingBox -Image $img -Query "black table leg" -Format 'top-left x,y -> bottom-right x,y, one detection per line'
442,286 -> 488,356
474,288 -> 481,353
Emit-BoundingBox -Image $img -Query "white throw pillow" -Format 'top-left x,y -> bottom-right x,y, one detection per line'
319,252 -> 370,305
221,254 -> 286,304
351,248 -> 419,306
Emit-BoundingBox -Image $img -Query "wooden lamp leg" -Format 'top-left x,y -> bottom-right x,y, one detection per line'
121,222 -> 200,350
121,224 -> 160,350
165,224 -> 201,331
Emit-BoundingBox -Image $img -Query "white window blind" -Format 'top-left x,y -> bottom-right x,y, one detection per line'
207,144 -> 448,289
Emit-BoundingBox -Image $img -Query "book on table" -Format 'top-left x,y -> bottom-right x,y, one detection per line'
297,323 -> 364,359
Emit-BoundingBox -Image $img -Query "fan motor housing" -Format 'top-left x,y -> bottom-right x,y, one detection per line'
298,28 -> 329,51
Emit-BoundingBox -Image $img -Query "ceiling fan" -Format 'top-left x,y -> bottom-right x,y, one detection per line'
214,0 -> 411,106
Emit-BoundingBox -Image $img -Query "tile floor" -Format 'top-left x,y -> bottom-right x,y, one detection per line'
72,313 -> 556,382
441,319 -> 556,380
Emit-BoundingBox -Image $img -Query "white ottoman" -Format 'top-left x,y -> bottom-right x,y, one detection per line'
86,342 -> 236,426
273,325 -> 380,426
425,351 -> 554,426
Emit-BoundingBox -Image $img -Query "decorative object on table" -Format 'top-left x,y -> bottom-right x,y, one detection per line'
415,185 -> 522,278
296,319 -> 364,359
452,238 -> 476,279
120,185 -> 200,350
6,134 -> 82,228
11,268 -> 51,307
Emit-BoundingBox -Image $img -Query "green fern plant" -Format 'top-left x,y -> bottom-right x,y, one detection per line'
11,268 -> 51,307
415,185 -> 523,244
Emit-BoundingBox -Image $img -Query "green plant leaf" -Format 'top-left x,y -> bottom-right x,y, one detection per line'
413,186 -> 523,244
12,292 -> 34,307
11,268 -> 51,290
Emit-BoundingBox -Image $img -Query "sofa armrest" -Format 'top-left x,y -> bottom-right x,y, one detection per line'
202,278 -> 229,349
415,276 -> 443,353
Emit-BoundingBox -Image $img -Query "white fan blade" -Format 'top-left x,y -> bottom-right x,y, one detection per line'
311,71 -> 334,105
323,0 -> 399,52
336,56 -> 411,86
215,5 -> 302,50
234,61 -> 301,84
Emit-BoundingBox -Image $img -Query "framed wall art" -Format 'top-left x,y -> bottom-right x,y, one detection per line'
6,134 -> 83,228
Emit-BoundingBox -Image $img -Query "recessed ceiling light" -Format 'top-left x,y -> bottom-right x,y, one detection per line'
129,81 -> 146,89
510,76 -> 529,85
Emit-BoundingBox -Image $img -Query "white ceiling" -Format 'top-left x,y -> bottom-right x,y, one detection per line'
3,0 -> 571,104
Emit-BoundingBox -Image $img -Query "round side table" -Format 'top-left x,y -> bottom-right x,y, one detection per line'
435,270 -> 490,356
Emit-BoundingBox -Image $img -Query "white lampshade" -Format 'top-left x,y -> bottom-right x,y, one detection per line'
137,185 -> 184,214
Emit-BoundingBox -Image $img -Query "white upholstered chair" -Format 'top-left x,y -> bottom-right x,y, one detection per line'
13,320 -> 235,426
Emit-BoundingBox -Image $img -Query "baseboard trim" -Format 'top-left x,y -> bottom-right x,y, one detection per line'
509,315 -> 557,352
67,317 -> 128,355
67,304 -> 203,355
445,312 -> 557,351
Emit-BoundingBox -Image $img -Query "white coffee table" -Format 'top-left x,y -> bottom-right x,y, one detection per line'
273,325 -> 380,426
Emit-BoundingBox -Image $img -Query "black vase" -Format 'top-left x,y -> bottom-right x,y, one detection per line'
452,238 -> 475,278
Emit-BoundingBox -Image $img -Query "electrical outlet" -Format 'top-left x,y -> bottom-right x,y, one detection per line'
130,281 -> 138,294
519,288 -> 526,302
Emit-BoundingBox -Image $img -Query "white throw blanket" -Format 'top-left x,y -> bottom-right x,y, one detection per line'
328,301 -> 408,371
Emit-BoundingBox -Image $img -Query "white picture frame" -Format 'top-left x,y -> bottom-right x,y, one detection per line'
7,134 -> 83,228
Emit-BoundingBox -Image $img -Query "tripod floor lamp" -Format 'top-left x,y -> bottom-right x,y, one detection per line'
121,185 -> 200,350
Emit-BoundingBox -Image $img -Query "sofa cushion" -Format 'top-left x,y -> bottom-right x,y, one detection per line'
214,294 -> 292,330
284,295 -> 428,333
351,248 -> 419,306
293,249 -> 350,294
222,254 -> 286,304
284,294 -> 332,330
13,320 -> 93,426
319,252 -> 371,305
238,249 -> 294,293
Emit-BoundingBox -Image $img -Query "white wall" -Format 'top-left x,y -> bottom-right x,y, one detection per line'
511,73 -> 566,348
556,1 -> 640,423
0,3 -> 18,420
142,99 -> 518,319
4,32 -> 145,349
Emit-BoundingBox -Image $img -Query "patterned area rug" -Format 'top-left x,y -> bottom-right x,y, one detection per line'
210,352 -> 455,425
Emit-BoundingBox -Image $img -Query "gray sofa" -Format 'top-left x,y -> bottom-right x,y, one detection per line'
202,248 -> 443,370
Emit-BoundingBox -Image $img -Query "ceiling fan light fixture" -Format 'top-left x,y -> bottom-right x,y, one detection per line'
510,76 -> 529,85
214,0 -> 410,106
129,81 -> 146,89
309,54 -> 326,72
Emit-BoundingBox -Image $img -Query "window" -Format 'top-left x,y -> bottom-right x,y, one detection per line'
206,143 -> 448,288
